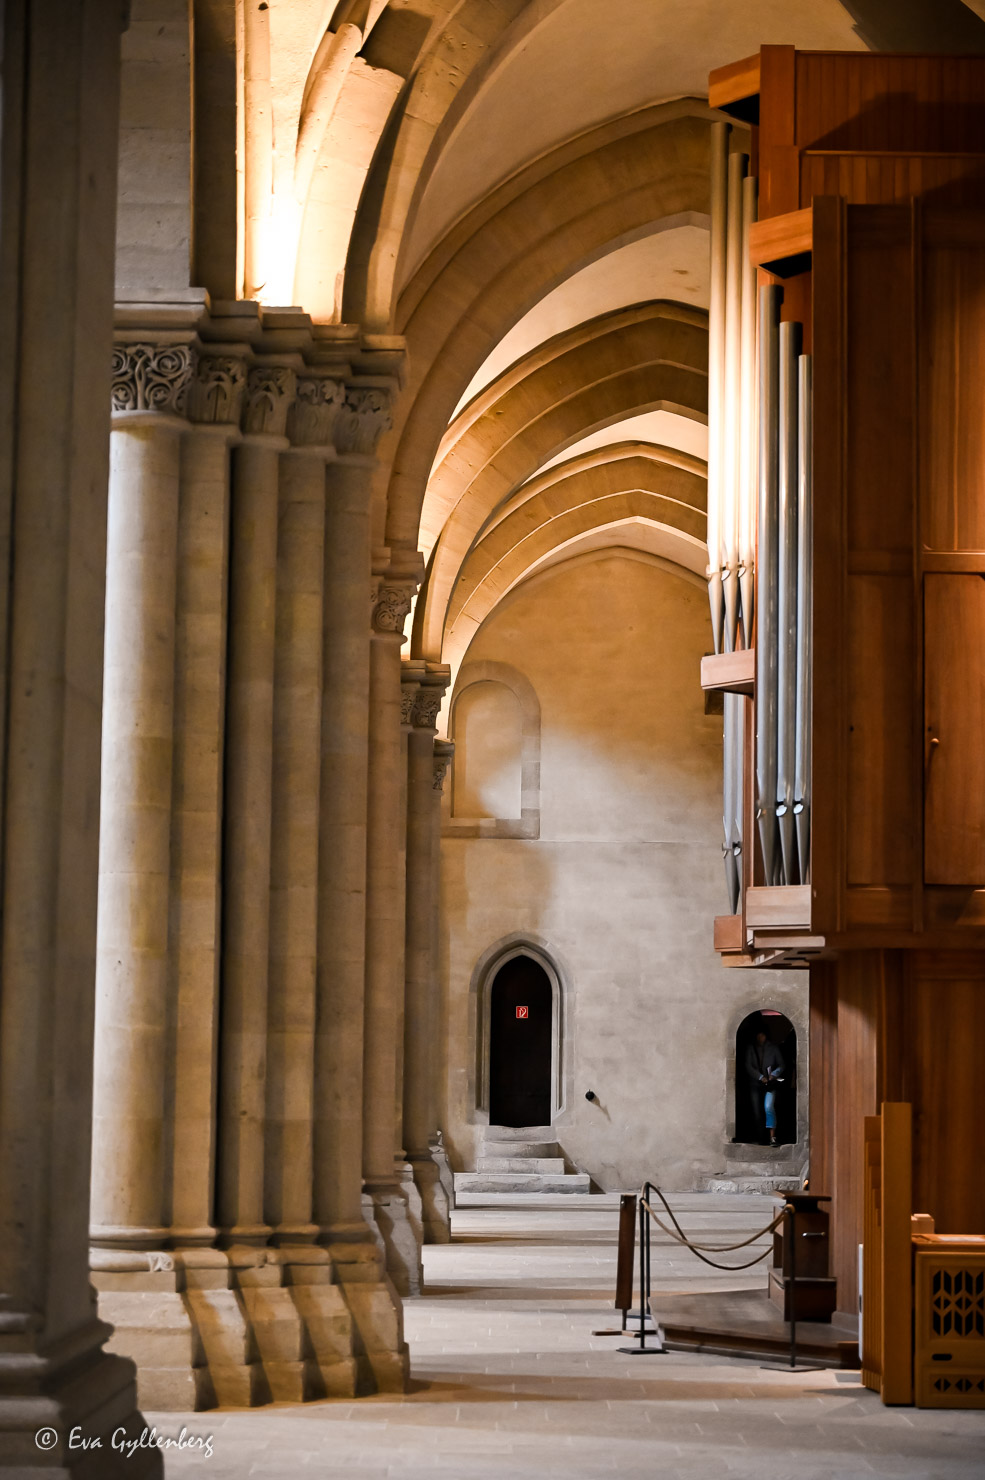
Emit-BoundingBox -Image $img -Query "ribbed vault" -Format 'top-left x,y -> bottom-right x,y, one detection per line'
436,444 -> 707,677
412,303 -> 707,659
379,103 -> 713,551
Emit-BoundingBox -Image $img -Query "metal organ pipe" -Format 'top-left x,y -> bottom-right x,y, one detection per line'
722,150 -> 746,654
707,121 -> 729,655
723,692 -> 743,914
756,285 -> 782,886
794,354 -> 813,883
775,321 -> 801,885
738,174 -> 758,648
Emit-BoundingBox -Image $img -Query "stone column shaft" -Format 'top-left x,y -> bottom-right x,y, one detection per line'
168,421 -> 237,1244
217,435 -> 282,1241
403,679 -> 447,1170
92,415 -> 184,1246
363,630 -> 408,1190
265,448 -> 326,1241
0,2 -> 155,1467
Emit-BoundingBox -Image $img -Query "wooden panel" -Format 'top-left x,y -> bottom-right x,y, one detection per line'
907,956 -> 985,1236
880,1102 -> 914,1405
809,196 -> 846,935
846,574 -> 914,887
846,208 -> 914,553
758,45 -> 798,219
749,205 -> 812,275
701,648 -> 754,695
745,884 -> 811,928
708,51 -> 760,121
808,961 -> 837,1201
713,914 -> 743,951
795,54 -> 985,155
920,212 -> 985,552
845,887 -> 912,930
924,574 -> 985,884
801,154 -> 985,211
924,887 -> 985,929
861,1118 -> 882,1390
830,953 -> 883,1315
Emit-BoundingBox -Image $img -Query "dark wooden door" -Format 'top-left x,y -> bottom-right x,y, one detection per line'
489,956 -> 552,1127
924,574 -> 985,884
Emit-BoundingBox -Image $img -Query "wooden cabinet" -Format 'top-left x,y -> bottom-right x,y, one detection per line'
924,575 -> 985,885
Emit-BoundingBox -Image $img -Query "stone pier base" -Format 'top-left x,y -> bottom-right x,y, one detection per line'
92,1241 -> 408,1409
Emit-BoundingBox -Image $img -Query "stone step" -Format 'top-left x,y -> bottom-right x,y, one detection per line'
483,1125 -> 555,1142
479,1140 -> 557,1159
476,1156 -> 566,1174
703,1175 -> 803,1196
455,1171 -> 591,1194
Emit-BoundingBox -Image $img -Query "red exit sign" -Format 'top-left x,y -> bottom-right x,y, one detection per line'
516,1005 -> 528,1019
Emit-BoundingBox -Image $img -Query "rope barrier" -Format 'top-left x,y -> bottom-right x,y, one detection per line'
639,1184 -> 786,1271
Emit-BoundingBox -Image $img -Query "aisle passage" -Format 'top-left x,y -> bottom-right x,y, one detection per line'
156,1195 -> 984,1478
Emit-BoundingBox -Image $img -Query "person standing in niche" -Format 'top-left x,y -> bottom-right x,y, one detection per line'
744,1026 -> 785,1146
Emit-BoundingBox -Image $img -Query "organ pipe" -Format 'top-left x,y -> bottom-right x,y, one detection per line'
794,354 -> 813,883
723,691 -> 743,913
722,150 -> 747,653
738,174 -> 758,647
775,321 -> 801,885
755,285 -> 782,886
706,121 -> 729,654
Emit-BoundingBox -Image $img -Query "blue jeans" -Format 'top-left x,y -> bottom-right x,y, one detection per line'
764,1089 -> 777,1130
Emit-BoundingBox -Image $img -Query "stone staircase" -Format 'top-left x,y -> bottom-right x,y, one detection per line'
454,1125 -> 591,1194
698,1142 -> 808,1195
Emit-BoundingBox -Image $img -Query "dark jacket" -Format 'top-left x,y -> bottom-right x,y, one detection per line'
744,1039 -> 785,1085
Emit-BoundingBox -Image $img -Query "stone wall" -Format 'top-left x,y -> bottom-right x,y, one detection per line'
440,550 -> 806,1191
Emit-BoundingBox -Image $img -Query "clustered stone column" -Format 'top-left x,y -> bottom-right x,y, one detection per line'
88,309 -> 413,1408
403,666 -> 453,1242
362,577 -> 423,1296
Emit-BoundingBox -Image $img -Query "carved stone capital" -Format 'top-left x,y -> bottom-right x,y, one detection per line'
400,686 -> 419,727
111,341 -> 196,416
187,352 -> 248,425
288,373 -> 345,448
372,581 -> 416,637
243,364 -> 297,437
335,386 -> 392,457
433,740 -> 454,793
412,688 -> 443,730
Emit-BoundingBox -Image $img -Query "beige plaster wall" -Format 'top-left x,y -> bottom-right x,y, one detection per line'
440,550 -> 806,1190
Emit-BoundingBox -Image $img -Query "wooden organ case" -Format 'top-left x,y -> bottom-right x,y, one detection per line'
702,48 -> 985,1322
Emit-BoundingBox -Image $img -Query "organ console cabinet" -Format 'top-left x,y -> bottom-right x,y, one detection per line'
701,47 -> 985,1327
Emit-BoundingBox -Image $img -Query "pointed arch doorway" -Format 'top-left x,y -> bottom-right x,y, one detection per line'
488,954 -> 554,1127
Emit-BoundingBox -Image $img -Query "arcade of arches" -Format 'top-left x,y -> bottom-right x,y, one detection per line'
2,1 -> 985,1473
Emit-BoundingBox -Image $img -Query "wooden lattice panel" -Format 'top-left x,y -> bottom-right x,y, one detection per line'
915,1249 -> 985,1408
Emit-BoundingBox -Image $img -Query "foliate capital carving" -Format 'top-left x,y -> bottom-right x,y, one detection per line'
288,374 -> 345,448
334,386 -> 392,457
400,687 -> 419,726
433,742 -> 454,793
372,581 -> 416,637
187,353 -> 248,425
243,365 -> 297,437
111,342 -> 196,416
412,689 -> 443,730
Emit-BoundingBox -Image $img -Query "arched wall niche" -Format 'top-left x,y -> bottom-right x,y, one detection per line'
446,660 -> 540,839
468,934 -> 571,1129
451,681 -> 523,821
723,993 -> 810,1171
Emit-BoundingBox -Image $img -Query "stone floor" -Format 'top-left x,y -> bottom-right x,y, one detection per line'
152,1194 -> 985,1478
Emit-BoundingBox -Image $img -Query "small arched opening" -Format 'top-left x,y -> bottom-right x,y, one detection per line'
734,1009 -> 798,1147
488,954 -> 554,1127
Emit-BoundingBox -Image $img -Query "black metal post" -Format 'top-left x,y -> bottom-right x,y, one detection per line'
788,1200 -> 797,1369
637,1190 -> 647,1349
